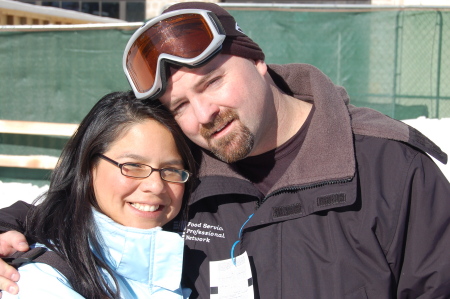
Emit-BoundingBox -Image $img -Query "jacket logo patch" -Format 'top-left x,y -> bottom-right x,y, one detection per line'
317,193 -> 346,207
273,203 -> 303,218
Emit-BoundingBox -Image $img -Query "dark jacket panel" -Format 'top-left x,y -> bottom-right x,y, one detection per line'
182,64 -> 450,298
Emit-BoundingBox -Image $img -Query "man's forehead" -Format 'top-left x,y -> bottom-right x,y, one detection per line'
168,56 -> 223,78
159,54 -> 232,106
165,55 -> 225,85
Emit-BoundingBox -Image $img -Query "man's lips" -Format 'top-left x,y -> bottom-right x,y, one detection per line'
200,109 -> 239,141
209,120 -> 233,138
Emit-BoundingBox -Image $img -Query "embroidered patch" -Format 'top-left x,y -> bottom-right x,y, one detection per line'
273,203 -> 303,218
317,193 -> 346,207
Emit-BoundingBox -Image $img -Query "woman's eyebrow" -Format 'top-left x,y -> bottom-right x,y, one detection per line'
162,161 -> 185,168
117,153 -> 145,161
118,153 -> 184,166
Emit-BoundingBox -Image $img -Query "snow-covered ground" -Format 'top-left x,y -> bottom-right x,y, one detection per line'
402,117 -> 449,180
0,182 -> 48,209
0,117 -> 449,209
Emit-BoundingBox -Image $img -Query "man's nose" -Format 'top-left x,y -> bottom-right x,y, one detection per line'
191,97 -> 220,124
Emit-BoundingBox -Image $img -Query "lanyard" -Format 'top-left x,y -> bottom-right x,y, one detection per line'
230,213 -> 254,265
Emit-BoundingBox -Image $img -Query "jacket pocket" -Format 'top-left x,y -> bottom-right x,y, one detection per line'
345,286 -> 368,299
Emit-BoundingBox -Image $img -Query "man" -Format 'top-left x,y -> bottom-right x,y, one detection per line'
0,2 -> 449,298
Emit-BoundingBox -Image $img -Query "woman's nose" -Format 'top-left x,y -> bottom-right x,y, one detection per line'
139,171 -> 166,194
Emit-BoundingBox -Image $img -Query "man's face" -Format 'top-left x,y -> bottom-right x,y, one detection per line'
159,54 -> 273,163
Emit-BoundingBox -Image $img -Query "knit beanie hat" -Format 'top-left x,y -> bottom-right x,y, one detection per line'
162,2 -> 265,61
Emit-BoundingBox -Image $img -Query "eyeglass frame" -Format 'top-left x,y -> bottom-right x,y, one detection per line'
97,154 -> 191,183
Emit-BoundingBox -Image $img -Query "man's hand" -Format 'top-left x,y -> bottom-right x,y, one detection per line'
0,231 -> 29,297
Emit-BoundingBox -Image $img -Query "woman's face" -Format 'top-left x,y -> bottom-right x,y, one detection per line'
92,119 -> 186,229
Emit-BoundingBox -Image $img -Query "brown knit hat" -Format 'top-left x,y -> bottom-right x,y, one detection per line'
162,2 -> 265,61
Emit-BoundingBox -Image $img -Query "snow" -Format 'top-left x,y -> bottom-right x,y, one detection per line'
402,117 -> 449,180
0,117 -> 449,209
0,182 -> 48,208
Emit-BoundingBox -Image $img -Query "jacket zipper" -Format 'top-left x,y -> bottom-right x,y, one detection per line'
257,177 -> 353,208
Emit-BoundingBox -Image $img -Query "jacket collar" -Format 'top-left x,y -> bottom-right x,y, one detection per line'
196,64 -> 355,192
270,63 -> 446,164
193,63 -> 446,201
92,209 -> 184,292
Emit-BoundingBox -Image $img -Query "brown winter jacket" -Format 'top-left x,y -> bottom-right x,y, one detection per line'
180,64 -> 450,298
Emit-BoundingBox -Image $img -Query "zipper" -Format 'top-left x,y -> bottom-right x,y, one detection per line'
257,177 -> 353,208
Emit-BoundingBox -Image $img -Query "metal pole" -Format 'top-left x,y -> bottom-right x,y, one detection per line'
393,11 -> 403,118
435,11 -> 443,118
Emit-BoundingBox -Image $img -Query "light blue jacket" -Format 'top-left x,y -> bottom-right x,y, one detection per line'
4,209 -> 190,298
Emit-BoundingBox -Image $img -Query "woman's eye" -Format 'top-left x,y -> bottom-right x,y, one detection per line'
126,163 -> 144,169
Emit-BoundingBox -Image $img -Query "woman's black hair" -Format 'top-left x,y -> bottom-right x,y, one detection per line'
25,91 -> 197,299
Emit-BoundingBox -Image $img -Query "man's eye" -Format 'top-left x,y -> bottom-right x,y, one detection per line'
172,102 -> 187,115
206,76 -> 221,88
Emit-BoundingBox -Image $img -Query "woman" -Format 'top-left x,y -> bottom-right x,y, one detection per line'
4,91 -> 195,298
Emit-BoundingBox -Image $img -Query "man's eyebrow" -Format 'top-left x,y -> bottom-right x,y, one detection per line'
167,67 -> 220,111
194,67 -> 220,89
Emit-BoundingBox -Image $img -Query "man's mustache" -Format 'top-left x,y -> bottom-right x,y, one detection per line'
200,109 -> 238,140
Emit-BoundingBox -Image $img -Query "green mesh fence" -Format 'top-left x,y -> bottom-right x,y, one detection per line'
1,7 -> 449,184
229,8 -> 450,119
0,28 -> 133,123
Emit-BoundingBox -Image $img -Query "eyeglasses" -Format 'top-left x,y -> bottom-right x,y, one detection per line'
123,9 -> 226,100
97,154 -> 190,183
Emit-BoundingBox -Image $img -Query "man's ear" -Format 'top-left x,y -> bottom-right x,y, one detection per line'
254,59 -> 268,76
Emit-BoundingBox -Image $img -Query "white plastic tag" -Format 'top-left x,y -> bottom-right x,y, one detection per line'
209,251 -> 254,298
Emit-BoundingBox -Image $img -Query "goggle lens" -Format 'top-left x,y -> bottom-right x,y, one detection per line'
126,14 -> 215,94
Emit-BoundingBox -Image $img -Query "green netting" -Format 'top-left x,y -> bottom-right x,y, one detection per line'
1,9 -> 449,122
0,28 -> 135,184
1,8 -> 449,184
0,29 -> 133,123
229,8 -> 450,119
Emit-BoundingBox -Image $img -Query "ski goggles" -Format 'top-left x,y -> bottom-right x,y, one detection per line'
123,9 -> 226,100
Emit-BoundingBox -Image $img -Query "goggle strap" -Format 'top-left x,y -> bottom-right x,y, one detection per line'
207,11 -> 226,36
151,44 -> 223,99
211,14 -> 247,38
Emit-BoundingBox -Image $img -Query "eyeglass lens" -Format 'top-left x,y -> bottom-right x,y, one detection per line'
121,163 -> 188,182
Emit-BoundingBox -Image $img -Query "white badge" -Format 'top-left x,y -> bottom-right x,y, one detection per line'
209,251 -> 254,298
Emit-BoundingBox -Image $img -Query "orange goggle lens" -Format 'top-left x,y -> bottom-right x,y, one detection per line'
126,14 -> 215,94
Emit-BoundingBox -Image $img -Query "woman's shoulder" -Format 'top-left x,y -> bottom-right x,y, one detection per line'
3,249 -> 84,299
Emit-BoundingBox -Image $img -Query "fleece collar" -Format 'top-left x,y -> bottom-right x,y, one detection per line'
196,64 -> 355,190
194,63 -> 447,196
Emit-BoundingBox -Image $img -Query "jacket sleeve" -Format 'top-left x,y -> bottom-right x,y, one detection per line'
1,262 -> 85,299
0,201 -> 32,233
391,153 -> 450,298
